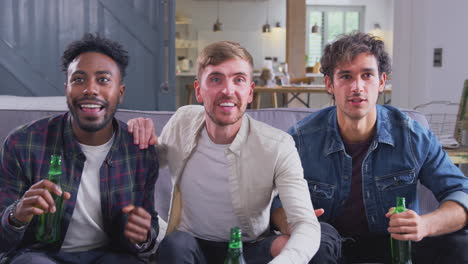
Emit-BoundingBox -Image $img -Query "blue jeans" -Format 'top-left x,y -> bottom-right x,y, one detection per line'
311,222 -> 468,264
156,230 -> 278,264
7,247 -> 144,264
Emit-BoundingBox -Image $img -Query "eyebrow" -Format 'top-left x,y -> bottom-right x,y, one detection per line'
337,68 -> 377,75
208,71 -> 223,77
71,70 -> 113,76
208,71 -> 248,76
232,72 -> 248,77
96,70 -> 113,75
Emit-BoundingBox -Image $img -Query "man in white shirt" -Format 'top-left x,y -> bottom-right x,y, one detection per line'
128,41 -> 320,263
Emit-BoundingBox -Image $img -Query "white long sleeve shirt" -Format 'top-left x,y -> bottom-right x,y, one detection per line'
159,105 -> 320,264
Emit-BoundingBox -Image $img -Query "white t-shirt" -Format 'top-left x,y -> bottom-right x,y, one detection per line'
178,128 -> 241,241
61,135 -> 114,252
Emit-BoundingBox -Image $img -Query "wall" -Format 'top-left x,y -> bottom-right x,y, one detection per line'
392,0 -> 468,174
392,0 -> 468,109
0,0 -> 175,111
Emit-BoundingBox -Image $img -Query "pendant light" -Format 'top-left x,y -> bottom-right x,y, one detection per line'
262,0 -> 271,33
311,23 -> 319,33
213,0 -> 222,32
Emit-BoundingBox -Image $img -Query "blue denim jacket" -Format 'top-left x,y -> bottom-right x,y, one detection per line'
273,105 -> 468,234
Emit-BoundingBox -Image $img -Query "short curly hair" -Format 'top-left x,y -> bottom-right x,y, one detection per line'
61,33 -> 129,82
320,32 -> 391,82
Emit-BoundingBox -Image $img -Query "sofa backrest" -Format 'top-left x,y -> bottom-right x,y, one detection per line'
0,107 -> 430,143
0,107 -> 436,220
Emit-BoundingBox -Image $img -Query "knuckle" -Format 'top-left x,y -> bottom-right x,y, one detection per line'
127,214 -> 135,222
41,189 -> 50,196
34,179 -> 46,187
24,189 -> 33,197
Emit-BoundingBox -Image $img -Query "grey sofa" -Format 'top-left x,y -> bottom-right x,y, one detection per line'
0,107 -> 439,250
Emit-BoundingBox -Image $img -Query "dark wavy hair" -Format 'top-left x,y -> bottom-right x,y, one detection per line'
320,32 -> 391,82
61,33 -> 129,82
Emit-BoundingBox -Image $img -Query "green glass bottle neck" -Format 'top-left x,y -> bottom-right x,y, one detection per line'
50,155 -> 62,172
229,241 -> 242,249
49,155 -> 62,183
395,197 -> 407,213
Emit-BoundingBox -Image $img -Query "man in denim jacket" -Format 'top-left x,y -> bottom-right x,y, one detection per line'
272,32 -> 468,263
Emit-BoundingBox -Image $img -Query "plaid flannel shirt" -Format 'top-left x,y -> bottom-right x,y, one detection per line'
0,113 -> 159,259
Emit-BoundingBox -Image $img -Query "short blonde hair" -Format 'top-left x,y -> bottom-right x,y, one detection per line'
196,41 -> 254,81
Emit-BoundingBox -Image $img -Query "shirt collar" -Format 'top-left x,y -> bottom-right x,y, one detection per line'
374,105 -> 395,147
324,105 -> 395,156
63,113 -> 122,163
227,114 -> 249,156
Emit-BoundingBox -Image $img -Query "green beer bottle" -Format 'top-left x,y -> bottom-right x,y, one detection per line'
390,197 -> 412,264
36,154 -> 64,243
224,227 -> 247,264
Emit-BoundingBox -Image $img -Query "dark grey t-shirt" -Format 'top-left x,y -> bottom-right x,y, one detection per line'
332,138 -> 373,237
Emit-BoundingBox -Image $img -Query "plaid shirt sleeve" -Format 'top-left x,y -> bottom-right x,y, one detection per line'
108,125 -> 160,258
0,131 -> 30,252
133,146 -> 159,256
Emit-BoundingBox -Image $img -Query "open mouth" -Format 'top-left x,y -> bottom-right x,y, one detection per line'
79,103 -> 104,113
348,98 -> 367,104
218,101 -> 237,110
219,102 -> 235,107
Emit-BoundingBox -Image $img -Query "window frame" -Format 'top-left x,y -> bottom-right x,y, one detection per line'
306,5 -> 365,66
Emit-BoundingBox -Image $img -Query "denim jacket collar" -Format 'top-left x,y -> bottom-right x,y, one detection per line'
324,106 -> 395,156
374,105 -> 395,147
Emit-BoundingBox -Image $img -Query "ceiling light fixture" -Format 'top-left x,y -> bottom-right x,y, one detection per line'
262,0 -> 271,33
311,23 -> 319,33
213,0 -> 222,32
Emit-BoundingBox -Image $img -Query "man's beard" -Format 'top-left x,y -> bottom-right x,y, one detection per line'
206,110 -> 243,127
67,96 -> 119,133
205,96 -> 245,126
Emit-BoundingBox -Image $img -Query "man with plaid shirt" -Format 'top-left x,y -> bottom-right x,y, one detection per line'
0,34 -> 159,263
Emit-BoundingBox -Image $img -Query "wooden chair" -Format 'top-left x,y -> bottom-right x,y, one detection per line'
185,84 -> 195,105
284,76 -> 316,107
414,79 -> 468,165
290,76 -> 315,84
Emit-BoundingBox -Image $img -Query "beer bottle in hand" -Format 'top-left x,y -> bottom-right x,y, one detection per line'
224,227 -> 247,264
36,154 -> 64,243
390,196 -> 412,264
